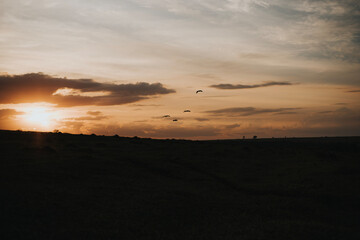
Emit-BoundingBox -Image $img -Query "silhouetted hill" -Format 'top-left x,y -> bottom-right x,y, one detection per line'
0,130 -> 359,239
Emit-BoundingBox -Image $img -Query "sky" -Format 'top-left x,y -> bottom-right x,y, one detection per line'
0,0 -> 359,139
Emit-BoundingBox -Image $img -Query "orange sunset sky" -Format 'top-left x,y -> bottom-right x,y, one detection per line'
0,0 -> 359,139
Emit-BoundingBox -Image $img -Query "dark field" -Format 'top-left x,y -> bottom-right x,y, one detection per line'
0,130 -> 359,239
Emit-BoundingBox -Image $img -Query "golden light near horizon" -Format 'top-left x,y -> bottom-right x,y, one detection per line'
22,107 -> 55,131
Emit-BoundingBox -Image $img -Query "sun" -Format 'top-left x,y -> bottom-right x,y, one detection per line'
23,107 -> 54,130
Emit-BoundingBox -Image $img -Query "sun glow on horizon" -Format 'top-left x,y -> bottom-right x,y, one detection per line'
22,107 -> 56,131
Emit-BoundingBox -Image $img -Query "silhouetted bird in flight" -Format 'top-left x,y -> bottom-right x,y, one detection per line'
196,90 -> 203,94
162,115 -> 170,118
173,119 -> 178,122
184,110 -> 191,112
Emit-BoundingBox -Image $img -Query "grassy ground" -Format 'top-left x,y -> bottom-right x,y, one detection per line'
0,130 -> 359,239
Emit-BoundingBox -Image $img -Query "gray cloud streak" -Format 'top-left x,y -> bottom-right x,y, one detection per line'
210,81 -> 293,90
205,107 -> 301,116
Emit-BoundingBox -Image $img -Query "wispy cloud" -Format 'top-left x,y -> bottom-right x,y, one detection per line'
210,81 -> 292,90
0,108 -> 24,130
195,118 -> 210,122
224,123 -> 241,129
65,111 -> 108,121
87,111 -> 102,116
129,104 -> 163,107
0,109 -> 24,120
205,107 -> 301,116
319,111 -> 333,114
1,0 -> 359,85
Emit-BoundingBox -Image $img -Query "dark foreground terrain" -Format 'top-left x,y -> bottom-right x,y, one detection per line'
0,130 -> 359,239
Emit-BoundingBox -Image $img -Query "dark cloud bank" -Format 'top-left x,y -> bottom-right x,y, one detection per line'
0,73 -> 175,107
210,81 -> 292,90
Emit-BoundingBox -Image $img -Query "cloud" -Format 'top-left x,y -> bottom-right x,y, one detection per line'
224,123 -> 241,129
65,111 -> 108,121
284,107 -> 360,137
0,108 -> 23,120
129,104 -> 163,107
69,116 -> 108,121
210,81 -> 293,90
195,118 -> 210,122
218,106 -> 360,138
273,111 -> 298,115
0,73 -> 175,107
58,120 -> 85,133
347,90 -> 360,93
205,107 -> 301,116
0,108 -> 24,130
87,111 -> 102,116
